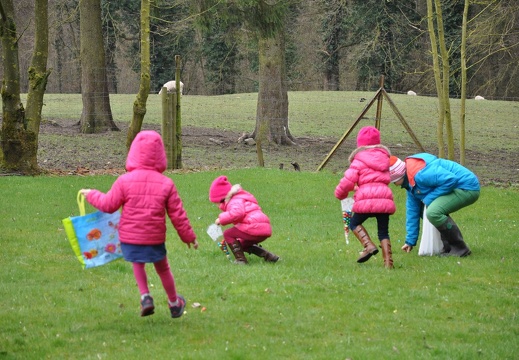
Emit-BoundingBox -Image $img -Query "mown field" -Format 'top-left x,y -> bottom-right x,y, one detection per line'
0,92 -> 517,359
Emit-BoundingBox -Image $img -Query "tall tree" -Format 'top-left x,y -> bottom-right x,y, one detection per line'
0,0 -> 51,174
246,1 -> 296,145
196,0 -> 296,145
320,0 -> 345,91
126,0 -> 151,149
342,0 -> 422,91
459,0 -> 469,165
426,0 -> 455,159
467,0 -> 519,98
79,0 -> 118,133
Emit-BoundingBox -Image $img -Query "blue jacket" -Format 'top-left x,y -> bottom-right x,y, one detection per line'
402,153 -> 480,246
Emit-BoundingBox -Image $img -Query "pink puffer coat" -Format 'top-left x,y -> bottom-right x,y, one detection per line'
218,184 -> 272,237
334,145 -> 396,214
86,131 -> 196,246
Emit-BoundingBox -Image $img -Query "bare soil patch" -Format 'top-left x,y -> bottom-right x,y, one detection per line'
5,119 -> 518,186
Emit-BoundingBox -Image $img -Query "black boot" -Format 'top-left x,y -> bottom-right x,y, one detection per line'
227,241 -> 248,264
248,244 -> 279,263
437,217 -> 471,257
439,233 -> 452,255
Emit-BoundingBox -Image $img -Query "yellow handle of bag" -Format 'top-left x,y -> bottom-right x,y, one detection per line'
77,190 -> 86,216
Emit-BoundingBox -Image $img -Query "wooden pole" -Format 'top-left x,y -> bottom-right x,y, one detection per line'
381,90 -> 425,152
316,88 -> 382,171
375,76 -> 385,129
174,55 -> 182,169
161,89 -> 174,169
316,75 -> 426,171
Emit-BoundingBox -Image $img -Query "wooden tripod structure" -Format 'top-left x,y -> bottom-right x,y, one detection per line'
316,76 -> 425,171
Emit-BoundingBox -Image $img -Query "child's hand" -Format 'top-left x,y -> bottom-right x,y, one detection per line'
188,239 -> 199,250
80,189 -> 91,197
214,218 -> 220,225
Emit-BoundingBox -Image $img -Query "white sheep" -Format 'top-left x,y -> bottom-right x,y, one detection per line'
158,80 -> 184,95
474,95 -> 485,100
407,90 -> 417,96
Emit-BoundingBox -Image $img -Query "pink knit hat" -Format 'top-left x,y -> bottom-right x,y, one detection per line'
389,156 -> 406,183
357,126 -> 381,147
209,175 -> 232,203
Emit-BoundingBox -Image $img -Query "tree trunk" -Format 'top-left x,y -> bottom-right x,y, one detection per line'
459,0 -> 469,165
0,0 -> 49,175
322,2 -> 343,91
253,31 -> 295,145
126,0 -> 151,150
79,0 -> 118,134
426,0 -> 445,158
26,0 -> 51,135
434,0 -> 454,160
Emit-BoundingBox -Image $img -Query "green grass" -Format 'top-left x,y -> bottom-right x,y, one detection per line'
1,169 -> 518,359
32,91 -> 518,145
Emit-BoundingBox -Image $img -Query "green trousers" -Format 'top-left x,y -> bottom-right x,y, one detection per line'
426,189 -> 480,227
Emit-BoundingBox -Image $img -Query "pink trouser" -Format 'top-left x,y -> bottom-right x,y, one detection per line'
223,226 -> 268,252
132,257 -> 177,303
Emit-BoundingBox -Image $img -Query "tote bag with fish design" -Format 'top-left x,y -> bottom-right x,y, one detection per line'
62,191 -> 122,268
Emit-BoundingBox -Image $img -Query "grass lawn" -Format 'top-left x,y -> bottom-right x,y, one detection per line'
0,168 -> 517,359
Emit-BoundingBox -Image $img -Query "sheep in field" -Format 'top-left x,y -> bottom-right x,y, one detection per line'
474,95 -> 485,100
158,80 -> 184,95
407,90 -> 417,96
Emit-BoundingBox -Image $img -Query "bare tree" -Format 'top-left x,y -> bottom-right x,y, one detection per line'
426,0 -> 454,159
459,0 -> 469,165
0,0 -> 51,174
126,0 -> 151,149
254,27 -> 295,145
79,0 -> 118,133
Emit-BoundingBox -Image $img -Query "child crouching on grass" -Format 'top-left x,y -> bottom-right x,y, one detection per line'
80,130 -> 198,318
209,175 -> 279,264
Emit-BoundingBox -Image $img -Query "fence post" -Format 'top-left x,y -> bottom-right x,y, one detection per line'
161,88 -> 177,169
174,55 -> 182,169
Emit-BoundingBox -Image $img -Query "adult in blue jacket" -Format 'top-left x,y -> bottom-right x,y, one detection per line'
389,153 -> 480,257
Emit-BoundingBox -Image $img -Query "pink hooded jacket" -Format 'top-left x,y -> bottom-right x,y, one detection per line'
85,131 -> 196,246
334,145 -> 396,214
217,184 -> 272,237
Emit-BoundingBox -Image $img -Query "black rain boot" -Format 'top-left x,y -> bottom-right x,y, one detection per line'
227,240 -> 248,264
437,217 -> 471,257
248,244 -> 279,263
439,233 -> 452,255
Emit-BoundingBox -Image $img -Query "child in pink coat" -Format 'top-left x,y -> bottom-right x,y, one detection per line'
80,130 -> 198,318
209,175 -> 279,264
335,126 -> 396,268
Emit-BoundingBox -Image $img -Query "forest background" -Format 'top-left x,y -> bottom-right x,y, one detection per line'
4,0 -> 519,99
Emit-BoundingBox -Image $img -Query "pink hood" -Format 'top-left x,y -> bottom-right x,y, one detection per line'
126,130 -> 167,172
335,145 -> 396,214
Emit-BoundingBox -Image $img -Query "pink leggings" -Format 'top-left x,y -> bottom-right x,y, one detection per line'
223,227 -> 268,252
132,257 -> 177,303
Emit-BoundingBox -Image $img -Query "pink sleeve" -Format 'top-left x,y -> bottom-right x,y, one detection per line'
219,199 -> 246,226
335,168 -> 357,200
166,187 -> 196,243
86,179 -> 124,214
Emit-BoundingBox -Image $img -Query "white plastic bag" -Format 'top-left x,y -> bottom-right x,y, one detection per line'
341,197 -> 354,244
206,224 -> 231,260
418,206 -> 443,256
206,224 -> 223,241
